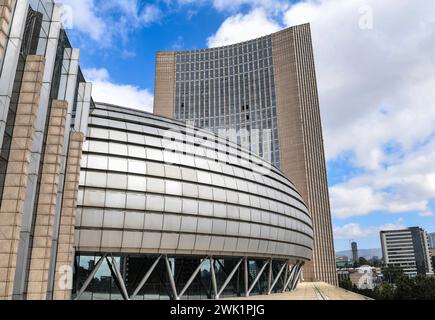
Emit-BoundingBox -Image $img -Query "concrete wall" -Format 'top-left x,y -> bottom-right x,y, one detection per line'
153,51 -> 176,118
0,55 -> 45,299
272,25 -> 337,286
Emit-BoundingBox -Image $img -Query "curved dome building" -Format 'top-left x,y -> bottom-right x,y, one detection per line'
73,103 -> 313,300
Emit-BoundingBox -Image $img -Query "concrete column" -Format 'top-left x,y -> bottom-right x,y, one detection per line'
154,52 -> 176,118
0,55 -> 45,300
0,0 -> 12,65
26,100 -> 67,300
47,48 -> 80,298
52,131 -> 84,300
0,0 -> 29,147
272,25 -> 337,286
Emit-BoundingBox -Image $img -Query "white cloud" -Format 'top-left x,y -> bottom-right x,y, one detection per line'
330,139 -> 435,218
283,0 -> 435,171
84,68 -> 154,112
175,0 -> 287,12
141,4 -> 163,25
59,0 -> 107,42
334,219 -> 405,239
206,0 -> 435,220
419,211 -> 434,217
172,36 -> 185,50
58,0 -> 162,45
207,8 -> 281,47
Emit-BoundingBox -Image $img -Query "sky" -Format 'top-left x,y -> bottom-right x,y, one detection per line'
57,0 -> 435,252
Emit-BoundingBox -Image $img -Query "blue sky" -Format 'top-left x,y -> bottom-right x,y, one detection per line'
58,0 -> 435,252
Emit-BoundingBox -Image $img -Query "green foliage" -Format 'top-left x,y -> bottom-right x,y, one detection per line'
358,257 -> 368,266
395,275 -> 416,300
412,275 -> 435,300
373,283 -> 395,300
383,266 -> 404,284
339,278 -> 353,291
368,258 -> 382,268
355,274 -> 435,300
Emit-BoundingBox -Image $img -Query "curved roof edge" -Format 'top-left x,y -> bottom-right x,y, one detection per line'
156,23 -> 311,53
91,102 -> 306,201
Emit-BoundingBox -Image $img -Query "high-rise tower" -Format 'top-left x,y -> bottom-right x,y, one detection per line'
351,242 -> 358,263
153,24 -> 338,285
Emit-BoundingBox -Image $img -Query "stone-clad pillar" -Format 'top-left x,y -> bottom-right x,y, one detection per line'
154,52 -> 176,118
0,0 -> 12,64
52,131 -> 84,300
0,55 -> 45,300
26,100 -> 68,300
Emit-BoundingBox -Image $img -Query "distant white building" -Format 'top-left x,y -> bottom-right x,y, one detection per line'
350,266 -> 376,290
380,227 -> 434,277
429,233 -> 435,249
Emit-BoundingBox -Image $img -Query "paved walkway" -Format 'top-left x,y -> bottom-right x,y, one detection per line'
231,282 -> 372,300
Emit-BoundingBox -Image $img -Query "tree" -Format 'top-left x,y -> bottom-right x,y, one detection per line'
339,278 -> 353,291
413,274 -> 435,300
358,257 -> 368,266
368,258 -> 382,268
373,283 -> 395,300
382,266 -> 403,283
394,275 -> 415,300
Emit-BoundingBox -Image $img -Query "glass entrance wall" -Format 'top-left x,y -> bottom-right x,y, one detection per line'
73,253 -> 299,300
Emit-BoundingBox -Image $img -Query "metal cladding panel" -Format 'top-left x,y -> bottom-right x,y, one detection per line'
76,103 -> 313,261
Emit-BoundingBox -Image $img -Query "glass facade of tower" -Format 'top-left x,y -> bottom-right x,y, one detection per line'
174,35 -> 281,168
